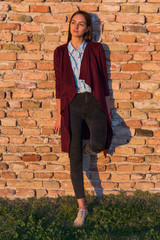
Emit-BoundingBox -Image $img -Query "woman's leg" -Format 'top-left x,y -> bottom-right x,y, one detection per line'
84,95 -> 108,154
69,95 -> 86,206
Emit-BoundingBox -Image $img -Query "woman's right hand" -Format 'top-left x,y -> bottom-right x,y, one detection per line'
55,114 -> 61,135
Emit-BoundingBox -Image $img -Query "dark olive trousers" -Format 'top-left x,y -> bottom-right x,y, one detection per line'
69,92 -> 108,199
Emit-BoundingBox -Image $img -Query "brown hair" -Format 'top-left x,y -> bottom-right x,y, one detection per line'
67,10 -> 92,43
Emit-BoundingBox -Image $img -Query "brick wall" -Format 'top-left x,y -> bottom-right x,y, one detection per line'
0,0 -> 160,199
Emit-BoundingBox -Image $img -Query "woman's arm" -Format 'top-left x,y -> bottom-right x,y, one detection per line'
55,99 -> 61,135
54,47 -> 61,134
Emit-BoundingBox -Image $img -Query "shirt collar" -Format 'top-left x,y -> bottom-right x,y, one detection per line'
68,40 -> 87,54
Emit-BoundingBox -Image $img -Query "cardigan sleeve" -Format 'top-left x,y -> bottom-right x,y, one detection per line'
99,44 -> 110,96
54,47 -> 61,99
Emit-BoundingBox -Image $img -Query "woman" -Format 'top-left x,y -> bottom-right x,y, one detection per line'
54,10 -> 113,227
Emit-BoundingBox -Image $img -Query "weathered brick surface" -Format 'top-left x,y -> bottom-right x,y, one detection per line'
0,1 -> 160,199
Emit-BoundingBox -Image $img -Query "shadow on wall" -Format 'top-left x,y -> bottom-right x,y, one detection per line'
83,13 -> 132,197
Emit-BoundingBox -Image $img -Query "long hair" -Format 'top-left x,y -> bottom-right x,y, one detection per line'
67,10 -> 92,43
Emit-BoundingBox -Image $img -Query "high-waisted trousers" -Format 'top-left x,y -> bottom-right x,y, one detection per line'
69,92 -> 108,199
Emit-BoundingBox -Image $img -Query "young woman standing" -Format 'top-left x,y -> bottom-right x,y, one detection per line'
54,10 -> 113,227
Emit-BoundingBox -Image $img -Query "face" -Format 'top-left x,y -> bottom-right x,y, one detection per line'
70,14 -> 89,39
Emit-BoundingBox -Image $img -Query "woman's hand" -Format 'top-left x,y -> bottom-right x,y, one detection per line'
55,114 -> 61,135
55,99 -> 61,135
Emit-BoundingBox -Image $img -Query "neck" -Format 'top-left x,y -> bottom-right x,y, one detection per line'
71,37 -> 84,50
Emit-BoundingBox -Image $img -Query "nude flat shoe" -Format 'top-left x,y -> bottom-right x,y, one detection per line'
74,209 -> 88,227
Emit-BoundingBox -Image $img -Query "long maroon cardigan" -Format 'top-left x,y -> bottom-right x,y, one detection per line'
54,41 -> 113,156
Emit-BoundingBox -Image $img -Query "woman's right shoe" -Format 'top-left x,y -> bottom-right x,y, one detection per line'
74,209 -> 88,227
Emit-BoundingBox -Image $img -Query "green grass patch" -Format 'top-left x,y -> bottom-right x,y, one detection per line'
0,190 -> 160,240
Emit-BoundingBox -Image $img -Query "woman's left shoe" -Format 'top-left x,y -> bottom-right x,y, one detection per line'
74,209 -> 88,227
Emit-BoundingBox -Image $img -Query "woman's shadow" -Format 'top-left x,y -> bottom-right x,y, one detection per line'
83,13 -> 132,197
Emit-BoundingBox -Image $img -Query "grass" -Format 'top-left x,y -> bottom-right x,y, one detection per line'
0,190 -> 160,240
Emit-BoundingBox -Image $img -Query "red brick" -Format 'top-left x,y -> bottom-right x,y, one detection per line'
22,154 -> 40,162
113,91 -> 130,100
41,154 -> 58,161
28,163 -> 45,170
34,172 -> 53,179
37,119 -> 56,127
16,188 -> 35,198
21,24 -> 42,32
36,146 -> 51,153
124,120 -> 142,127
149,112 -> 160,120
118,35 -> 136,43
34,13 -> 66,23
1,171 -> 16,179
54,172 -> 70,180
131,91 -> 151,100
16,62 -> 36,70
18,119 -> 36,127
143,120 -> 159,127
9,163 -> 26,170
91,172 -> 110,180
17,82 -> 36,89
136,147 -> 153,154
101,182 -> 118,189
135,182 -> 154,190
151,165 -> 160,172
12,91 -> 32,99
13,35 -> 29,42
0,163 -> 8,170
129,45 -> 154,52
9,137 -> 25,144
4,72 -> 22,80
111,173 -> 130,181
133,53 -> 151,61
18,172 -> 33,180
134,165 -> 150,172
37,62 -> 53,71
154,130 -> 160,137
0,23 -> 20,30
132,73 -> 150,80
146,139 -> 160,146
127,156 -> 144,163
0,52 -> 16,61
33,90 -> 53,99
117,164 -> 133,172
7,110 -> 28,118
43,180 -> 60,189
121,81 -> 139,89
122,63 -> 142,71
119,182 -> 134,189
0,137 -> 9,144
145,155 -> 160,162
0,189 -> 16,197
47,190 -> 65,198
24,44 -> 40,51
147,25 -> 160,33
111,156 -> 126,162
111,73 -> 131,80
29,110 -> 51,119
30,5 -> 50,12
1,128 -> 21,135
110,53 -> 132,62
116,14 -> 145,24
23,128 -> 40,135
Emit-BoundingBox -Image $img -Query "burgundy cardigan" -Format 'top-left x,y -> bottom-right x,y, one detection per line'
54,41 -> 113,156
